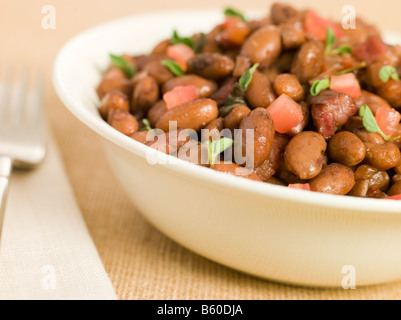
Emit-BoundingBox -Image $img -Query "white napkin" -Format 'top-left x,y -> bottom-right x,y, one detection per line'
0,134 -> 117,300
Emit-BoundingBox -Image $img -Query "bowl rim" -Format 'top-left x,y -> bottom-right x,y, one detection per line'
53,9 -> 401,214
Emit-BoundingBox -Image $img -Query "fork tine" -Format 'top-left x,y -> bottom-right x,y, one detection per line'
8,67 -> 29,128
0,66 -> 14,126
27,69 -> 44,128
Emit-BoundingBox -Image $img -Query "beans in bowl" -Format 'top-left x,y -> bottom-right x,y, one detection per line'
96,3 -> 401,200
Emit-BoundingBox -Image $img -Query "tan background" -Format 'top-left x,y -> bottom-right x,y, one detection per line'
2,0 -> 401,299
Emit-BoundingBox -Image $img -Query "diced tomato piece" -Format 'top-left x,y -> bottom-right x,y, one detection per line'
163,85 -> 198,110
288,184 -> 311,191
375,106 -> 401,137
330,73 -> 362,98
352,37 -> 389,64
267,94 -> 304,134
386,194 -> 401,200
220,17 -> 250,46
304,11 -> 343,41
167,44 -> 195,72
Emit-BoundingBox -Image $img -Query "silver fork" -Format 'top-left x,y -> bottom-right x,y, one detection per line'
0,67 -> 47,242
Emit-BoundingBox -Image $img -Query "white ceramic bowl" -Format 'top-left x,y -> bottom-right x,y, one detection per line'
53,10 -> 401,288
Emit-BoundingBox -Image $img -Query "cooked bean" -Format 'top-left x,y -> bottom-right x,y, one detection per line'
202,25 -> 223,54
142,61 -> 173,85
328,132 -> 366,167
268,133 -> 290,171
343,116 -> 363,132
364,142 -> 401,171
353,129 -> 385,145
151,39 -> 170,55
187,53 -> 235,80
348,180 -> 369,197
245,70 -> 276,108
216,17 -> 250,48
96,68 -> 132,99
388,181 -> 401,196
310,164 -> 355,195
133,54 -> 165,70
131,76 -> 159,114
130,131 -> 149,144
156,98 -> 218,132
393,124 -> 401,147
108,109 -> 139,136
273,73 -> 304,101
365,63 -> 386,88
202,117 -> 224,142
392,173 -> 401,184
355,165 -> 390,190
147,100 -> 168,127
147,129 -> 194,155
239,108 -> 275,168
223,105 -> 251,130
131,70 -> 149,87
281,22 -> 305,49
271,3 -> 301,24
311,90 -> 358,139
240,25 -> 282,66
99,91 -> 129,119
212,162 -> 262,181
285,131 -> 327,180
396,160 -> 401,174
276,157 -> 306,185
233,55 -> 251,77
291,40 -> 325,84
287,101 -> 310,137
354,90 -> 392,115
204,117 -> 224,131
255,133 -> 289,181
162,75 -> 217,98
266,177 -> 286,186
366,188 -> 388,199
177,141 -> 209,167
377,80 -> 401,109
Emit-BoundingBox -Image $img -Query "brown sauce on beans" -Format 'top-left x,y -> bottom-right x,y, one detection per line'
97,3 -> 401,199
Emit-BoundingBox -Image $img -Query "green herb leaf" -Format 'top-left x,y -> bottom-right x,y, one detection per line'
171,30 -> 194,49
324,27 -> 351,55
220,83 -> 247,117
110,54 -> 136,78
359,105 -> 398,141
162,59 -> 185,76
379,65 -> 400,83
140,118 -> 152,132
204,138 -> 234,166
239,63 -> 259,91
224,8 -> 247,22
331,45 -> 352,54
310,78 -> 331,96
325,27 -> 336,55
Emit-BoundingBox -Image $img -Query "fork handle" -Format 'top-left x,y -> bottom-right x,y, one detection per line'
0,157 -> 13,242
